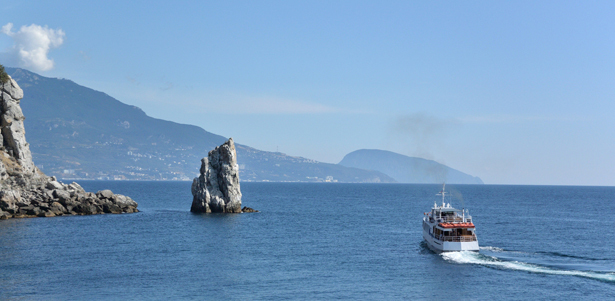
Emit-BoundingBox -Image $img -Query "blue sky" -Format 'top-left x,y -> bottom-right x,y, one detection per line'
1,1 -> 614,185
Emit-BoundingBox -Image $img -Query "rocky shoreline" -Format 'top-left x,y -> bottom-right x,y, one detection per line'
0,177 -> 138,219
0,71 -> 138,219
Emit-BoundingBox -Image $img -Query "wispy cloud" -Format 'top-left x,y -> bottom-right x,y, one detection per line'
126,75 -> 140,86
78,50 -> 90,61
459,114 -> 583,124
1,23 -> 65,71
218,95 -> 338,114
128,88 -> 341,115
160,81 -> 174,91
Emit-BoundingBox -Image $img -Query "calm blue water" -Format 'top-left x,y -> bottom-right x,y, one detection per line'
1,182 -> 614,300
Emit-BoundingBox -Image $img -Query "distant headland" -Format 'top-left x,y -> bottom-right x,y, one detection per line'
339,149 -> 483,184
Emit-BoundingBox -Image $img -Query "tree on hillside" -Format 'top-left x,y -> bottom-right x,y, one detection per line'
0,64 -> 9,83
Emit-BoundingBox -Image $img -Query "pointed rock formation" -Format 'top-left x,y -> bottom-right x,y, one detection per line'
191,138 -> 246,213
0,73 -> 138,219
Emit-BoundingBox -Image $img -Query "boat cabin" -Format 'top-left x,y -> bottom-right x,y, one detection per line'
432,224 -> 476,242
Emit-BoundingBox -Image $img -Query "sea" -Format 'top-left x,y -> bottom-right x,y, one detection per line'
1,182 -> 614,300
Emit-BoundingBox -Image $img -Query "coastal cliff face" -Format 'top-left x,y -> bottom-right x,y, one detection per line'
1,76 -> 36,179
0,75 -> 138,219
191,138 -> 243,213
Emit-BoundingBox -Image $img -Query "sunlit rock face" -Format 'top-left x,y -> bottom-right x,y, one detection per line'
0,75 -> 138,219
191,138 -> 242,213
1,76 -> 36,179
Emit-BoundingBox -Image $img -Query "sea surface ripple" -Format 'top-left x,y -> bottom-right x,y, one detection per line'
1,182 -> 613,300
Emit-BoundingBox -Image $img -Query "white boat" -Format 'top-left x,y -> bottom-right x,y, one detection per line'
422,184 -> 479,252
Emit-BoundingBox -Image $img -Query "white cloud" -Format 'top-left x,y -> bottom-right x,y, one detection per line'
223,95 -> 338,114
1,23 -> 65,71
125,87 -> 340,115
180,94 -> 340,114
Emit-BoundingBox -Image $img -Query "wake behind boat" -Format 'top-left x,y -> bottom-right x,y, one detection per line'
422,184 -> 479,252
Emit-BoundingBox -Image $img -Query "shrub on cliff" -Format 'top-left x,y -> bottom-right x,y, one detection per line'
0,64 -> 9,83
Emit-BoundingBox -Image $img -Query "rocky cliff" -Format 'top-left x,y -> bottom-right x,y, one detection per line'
0,74 -> 138,219
191,138 -> 252,213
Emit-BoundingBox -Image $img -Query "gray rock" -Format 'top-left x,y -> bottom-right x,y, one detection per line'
1,77 -> 36,176
72,190 -> 86,201
52,189 -> 71,202
2,77 -> 23,100
113,194 -> 137,208
43,189 -> 54,200
0,210 -> 11,219
97,190 -> 114,199
73,203 -> 99,215
0,75 -> 138,219
50,202 -> 66,214
67,182 -> 85,192
26,206 -> 41,216
103,203 -> 122,214
46,181 -> 63,190
3,206 -> 16,214
241,206 -> 258,213
37,201 -> 50,210
191,138 -> 243,213
0,191 -> 17,210
191,171 -> 211,213
15,198 -> 29,207
37,211 -> 55,217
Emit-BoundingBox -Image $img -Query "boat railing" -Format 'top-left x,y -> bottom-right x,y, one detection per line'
433,216 -> 472,223
430,232 -> 477,242
441,235 -> 477,242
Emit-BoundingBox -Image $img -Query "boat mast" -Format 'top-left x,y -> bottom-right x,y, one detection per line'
439,183 -> 446,208
435,183 -> 446,219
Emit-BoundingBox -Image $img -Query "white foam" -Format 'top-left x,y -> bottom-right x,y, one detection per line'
479,246 -> 504,252
441,251 -> 615,282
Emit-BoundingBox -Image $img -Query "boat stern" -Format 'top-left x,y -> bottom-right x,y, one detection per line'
442,240 -> 479,252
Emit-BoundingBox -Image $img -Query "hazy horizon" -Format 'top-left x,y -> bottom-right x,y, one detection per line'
2,1 -> 614,186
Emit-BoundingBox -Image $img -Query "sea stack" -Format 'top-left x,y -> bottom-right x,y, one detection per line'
0,73 -> 138,219
191,138 -> 249,213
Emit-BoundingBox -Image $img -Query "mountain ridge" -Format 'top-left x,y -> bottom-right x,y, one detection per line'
339,149 -> 483,184
7,67 -> 395,183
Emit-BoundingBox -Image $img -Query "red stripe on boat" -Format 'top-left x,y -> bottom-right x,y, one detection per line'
438,222 -> 475,228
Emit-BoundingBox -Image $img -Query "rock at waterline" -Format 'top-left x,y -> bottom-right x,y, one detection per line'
191,138 -> 256,213
0,73 -> 138,219
241,206 -> 258,213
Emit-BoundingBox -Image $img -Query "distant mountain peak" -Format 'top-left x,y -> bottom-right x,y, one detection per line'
339,149 -> 483,184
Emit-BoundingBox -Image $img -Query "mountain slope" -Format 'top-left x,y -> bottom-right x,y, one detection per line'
339,149 -> 483,184
7,67 -> 394,183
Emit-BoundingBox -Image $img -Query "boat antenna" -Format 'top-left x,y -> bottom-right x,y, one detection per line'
436,183 -> 446,208
455,188 -> 466,221
458,191 -> 465,212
